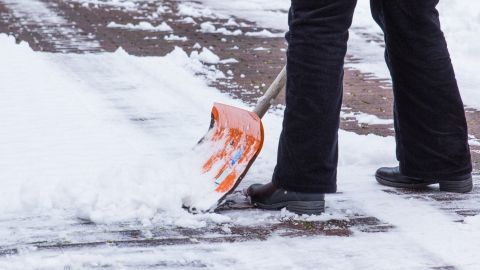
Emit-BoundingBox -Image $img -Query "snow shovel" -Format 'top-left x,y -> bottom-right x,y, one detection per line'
192,66 -> 286,211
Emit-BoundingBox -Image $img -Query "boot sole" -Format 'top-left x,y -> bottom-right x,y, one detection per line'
439,178 -> 473,193
254,200 -> 325,215
376,175 -> 473,193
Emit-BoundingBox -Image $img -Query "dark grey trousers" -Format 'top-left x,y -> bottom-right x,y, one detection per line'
272,0 -> 472,193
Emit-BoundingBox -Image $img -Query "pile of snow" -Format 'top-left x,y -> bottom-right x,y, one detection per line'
178,16 -> 197,24
107,21 -> 173,31
245,29 -> 284,38
190,47 -> 220,64
199,21 -> 242,36
164,34 -> 188,41
0,34 -> 232,225
193,49 -> 220,64
225,18 -> 239,27
341,111 -> 394,126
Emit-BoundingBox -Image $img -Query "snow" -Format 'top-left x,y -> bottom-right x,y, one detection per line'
177,2 -> 226,19
341,111 -> 394,126
3,31 -> 480,267
1,0 -> 480,268
188,0 -> 289,30
225,18 -> 239,27
0,234 -> 457,269
464,215 -> 480,230
156,4 -> 168,14
199,21 -> 243,36
190,47 -> 220,64
177,16 -> 196,24
107,21 -> 173,32
1,0 -> 101,51
69,0 -> 138,10
437,1 -> 480,108
245,29 -> 284,38
199,21 -> 216,32
468,135 -> 480,147
193,42 -> 202,49
219,58 -> 239,64
0,34 -> 237,224
164,34 -> 188,41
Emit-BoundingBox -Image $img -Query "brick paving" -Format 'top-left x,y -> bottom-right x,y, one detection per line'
0,213 -> 394,256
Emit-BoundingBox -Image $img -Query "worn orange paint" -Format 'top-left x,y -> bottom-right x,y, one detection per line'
202,103 -> 264,195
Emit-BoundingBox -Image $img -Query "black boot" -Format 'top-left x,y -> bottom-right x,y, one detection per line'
246,182 -> 325,215
375,167 -> 473,193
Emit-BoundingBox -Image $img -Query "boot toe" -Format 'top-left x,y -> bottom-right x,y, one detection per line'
246,184 -> 263,197
375,166 -> 397,180
375,166 -> 434,188
246,182 -> 326,214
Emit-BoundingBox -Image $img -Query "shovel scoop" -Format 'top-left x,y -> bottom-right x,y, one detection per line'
189,66 -> 286,211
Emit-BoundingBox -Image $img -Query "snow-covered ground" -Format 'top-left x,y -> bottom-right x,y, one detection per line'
0,34 -> 244,225
1,32 -> 479,270
0,0 -> 101,52
1,0 -> 480,268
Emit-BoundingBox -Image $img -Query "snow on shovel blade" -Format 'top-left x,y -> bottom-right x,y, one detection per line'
185,66 -> 285,212
193,102 -> 264,210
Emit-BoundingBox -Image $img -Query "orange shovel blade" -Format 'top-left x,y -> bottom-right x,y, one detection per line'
200,102 -> 264,202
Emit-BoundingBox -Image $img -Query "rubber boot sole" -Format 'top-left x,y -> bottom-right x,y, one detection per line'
376,175 -> 473,193
439,178 -> 473,193
254,200 -> 325,215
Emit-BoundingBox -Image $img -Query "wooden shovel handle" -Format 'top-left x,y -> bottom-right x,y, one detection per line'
253,65 -> 286,119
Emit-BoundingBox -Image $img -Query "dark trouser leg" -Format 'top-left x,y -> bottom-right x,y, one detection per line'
371,0 -> 472,178
272,0 -> 357,193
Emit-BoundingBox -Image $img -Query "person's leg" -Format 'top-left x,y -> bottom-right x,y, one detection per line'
371,0 -> 472,191
272,0 -> 358,193
247,0 -> 356,214
247,0 -> 357,214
